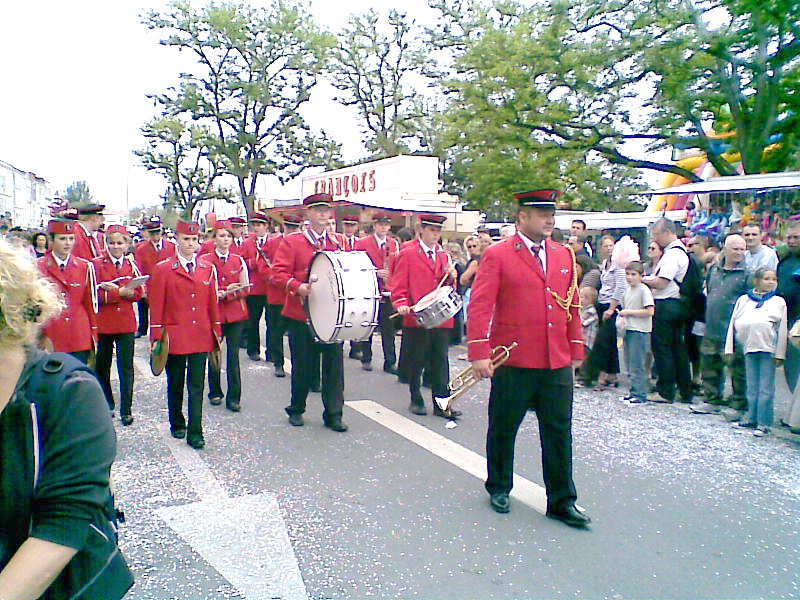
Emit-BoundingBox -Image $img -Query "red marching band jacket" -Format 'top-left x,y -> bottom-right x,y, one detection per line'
202,251 -> 250,324
135,239 -> 176,279
356,234 -> 399,294
92,254 -> 145,335
263,235 -> 287,306
389,239 -> 454,329
466,235 -> 584,370
71,222 -> 101,261
37,252 -> 98,353
239,236 -> 270,296
148,256 -> 222,355
271,231 -> 341,323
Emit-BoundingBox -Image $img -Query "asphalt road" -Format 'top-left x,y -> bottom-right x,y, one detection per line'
112,336 -> 800,600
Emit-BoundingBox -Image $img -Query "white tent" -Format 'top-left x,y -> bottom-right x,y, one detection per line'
642,171 -> 800,195
554,210 -> 687,231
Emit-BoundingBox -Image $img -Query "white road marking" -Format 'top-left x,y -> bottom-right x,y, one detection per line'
156,423 -> 308,600
345,400 -> 551,514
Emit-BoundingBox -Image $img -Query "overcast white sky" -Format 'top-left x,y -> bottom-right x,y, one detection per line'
0,0 -> 662,215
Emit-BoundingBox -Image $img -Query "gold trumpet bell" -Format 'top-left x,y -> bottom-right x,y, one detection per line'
435,342 -> 519,420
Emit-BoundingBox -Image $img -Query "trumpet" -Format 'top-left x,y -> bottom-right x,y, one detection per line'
435,341 -> 519,418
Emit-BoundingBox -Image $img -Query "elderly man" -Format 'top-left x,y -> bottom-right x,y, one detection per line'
742,223 -> 778,273
692,234 -> 750,414
778,223 -> 800,432
644,218 -> 693,403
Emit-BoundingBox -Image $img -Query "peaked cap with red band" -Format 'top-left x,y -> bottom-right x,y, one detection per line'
214,219 -> 232,230
105,225 -> 129,236
228,216 -> 247,225
341,214 -> 360,225
176,221 -> 200,235
373,211 -> 393,222
514,189 -> 562,209
303,193 -> 333,208
418,213 -> 446,227
283,213 -> 304,226
48,219 -> 75,234
76,203 -> 106,215
249,212 -> 269,223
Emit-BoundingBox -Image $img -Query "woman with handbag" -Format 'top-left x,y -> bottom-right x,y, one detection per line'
0,240 -> 133,600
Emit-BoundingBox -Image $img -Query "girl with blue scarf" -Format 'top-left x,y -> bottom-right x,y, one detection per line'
725,268 -> 788,437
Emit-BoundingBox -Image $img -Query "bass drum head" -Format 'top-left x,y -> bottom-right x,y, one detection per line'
307,252 -> 340,343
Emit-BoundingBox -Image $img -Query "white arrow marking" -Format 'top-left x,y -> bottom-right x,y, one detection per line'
345,400 -> 552,514
156,423 -> 308,600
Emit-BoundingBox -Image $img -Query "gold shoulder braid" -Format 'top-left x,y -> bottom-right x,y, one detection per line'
548,244 -> 580,321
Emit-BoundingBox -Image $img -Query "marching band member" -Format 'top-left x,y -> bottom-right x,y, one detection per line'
72,204 -> 105,260
229,216 -> 247,252
134,219 -> 175,338
93,225 -> 144,425
149,220 -> 222,450
390,214 -> 458,417
356,212 -> 399,373
37,219 -> 98,363
271,193 -> 348,432
467,189 -> 590,527
264,213 -> 303,378
240,212 -> 271,362
202,220 -> 250,412
341,214 -> 360,251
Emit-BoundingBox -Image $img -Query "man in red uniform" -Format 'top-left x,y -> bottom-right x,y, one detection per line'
134,219 -> 175,338
356,212 -> 400,373
272,194 -> 347,432
240,212 -> 272,362
149,220 -> 222,449
200,220 -> 250,411
467,189 -> 590,527
229,216 -> 247,252
72,204 -> 105,260
93,225 -> 144,424
341,214 -> 360,251
264,213 -> 303,378
37,219 -> 98,363
390,214 -> 458,417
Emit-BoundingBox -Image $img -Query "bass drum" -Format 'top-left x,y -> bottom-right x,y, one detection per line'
306,251 -> 380,343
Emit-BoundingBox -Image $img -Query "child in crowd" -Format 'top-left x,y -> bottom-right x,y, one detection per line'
577,286 -> 599,387
725,268 -> 788,437
618,261 -> 655,403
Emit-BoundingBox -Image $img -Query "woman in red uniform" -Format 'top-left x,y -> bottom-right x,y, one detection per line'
201,220 -> 250,412
92,225 -> 144,424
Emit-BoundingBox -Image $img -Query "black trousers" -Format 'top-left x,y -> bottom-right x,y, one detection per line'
166,352 -> 207,437
358,298 -> 397,367
96,332 -> 135,414
266,303 -> 288,368
207,320 -> 245,405
70,350 -> 91,364
245,295 -> 270,360
286,319 -> 343,421
653,298 -> 693,401
588,302 -> 619,376
404,327 -> 450,405
486,365 -> 577,511
136,298 -> 149,336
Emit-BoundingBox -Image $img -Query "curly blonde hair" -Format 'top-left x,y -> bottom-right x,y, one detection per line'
0,240 -> 63,348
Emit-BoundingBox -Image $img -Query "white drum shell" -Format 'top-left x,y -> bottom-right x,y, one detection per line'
307,251 -> 380,343
413,286 -> 463,329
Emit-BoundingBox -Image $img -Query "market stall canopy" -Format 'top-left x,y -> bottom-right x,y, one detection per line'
554,210 -> 687,231
642,171 -> 800,195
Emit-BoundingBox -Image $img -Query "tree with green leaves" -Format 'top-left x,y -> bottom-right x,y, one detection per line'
142,0 -> 340,215
62,181 -> 93,207
135,116 -> 230,218
429,0 -> 799,212
329,9 -> 434,158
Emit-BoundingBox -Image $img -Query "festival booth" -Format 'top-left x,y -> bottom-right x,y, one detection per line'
298,155 -> 480,235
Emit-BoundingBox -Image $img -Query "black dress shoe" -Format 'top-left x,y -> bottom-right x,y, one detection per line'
362,362 -> 373,371
248,354 -> 261,362
226,402 -> 241,412
171,427 -> 187,439
348,350 -> 361,360
433,406 -> 462,418
409,402 -> 427,415
490,493 -> 510,513
187,435 -> 205,449
209,396 -> 223,406
275,365 -> 286,378
310,384 -> 321,393
546,505 -> 591,528
121,415 -> 134,426
397,375 -> 409,384
288,413 -> 304,426
135,332 -> 145,339
325,419 -> 348,432
383,365 -> 398,375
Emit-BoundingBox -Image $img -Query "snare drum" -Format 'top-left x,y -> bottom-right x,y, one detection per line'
306,251 -> 381,343
413,285 -> 463,329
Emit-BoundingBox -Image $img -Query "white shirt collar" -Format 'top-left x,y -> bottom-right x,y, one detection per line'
257,236 -> 267,246
516,231 -> 545,252
374,233 -> 387,246
177,251 -> 196,273
419,239 -> 436,255
215,249 -> 230,260
151,239 -> 162,251
53,253 -> 70,269
110,254 -> 125,268
305,229 -> 326,246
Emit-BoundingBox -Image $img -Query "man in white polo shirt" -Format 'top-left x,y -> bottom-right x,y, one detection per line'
742,223 -> 778,273
644,218 -> 693,403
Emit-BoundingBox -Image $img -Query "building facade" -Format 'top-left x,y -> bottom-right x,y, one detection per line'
0,159 -> 53,229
